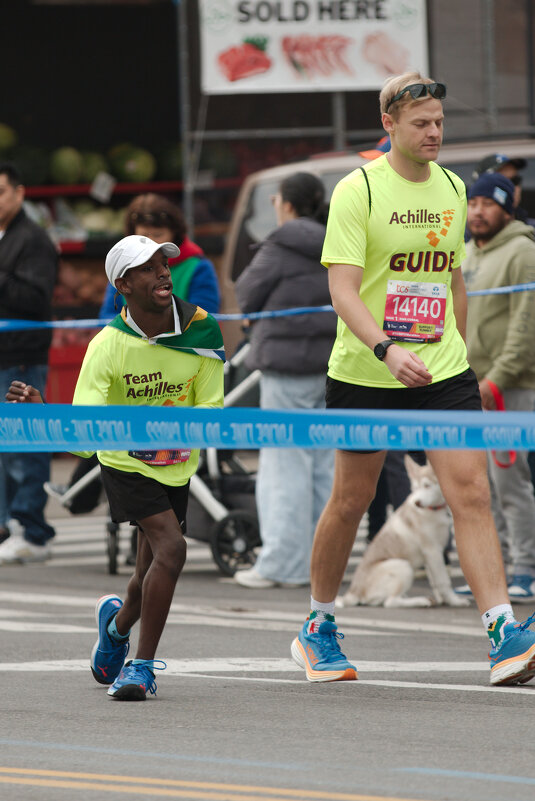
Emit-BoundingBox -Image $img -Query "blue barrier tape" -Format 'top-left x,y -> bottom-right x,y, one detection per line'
1,281 -> 535,331
0,404 -> 534,453
0,306 -> 335,332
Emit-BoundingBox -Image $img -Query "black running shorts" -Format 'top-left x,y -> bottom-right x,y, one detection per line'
325,367 -> 482,453
100,464 -> 189,530
326,367 -> 482,412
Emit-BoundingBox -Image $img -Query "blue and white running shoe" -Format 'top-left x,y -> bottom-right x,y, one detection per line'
291,615 -> 357,682
489,613 -> 535,685
508,574 -> 535,603
90,594 -> 129,685
107,659 -> 167,701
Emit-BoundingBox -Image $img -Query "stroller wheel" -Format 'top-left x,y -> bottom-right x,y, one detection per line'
210,511 -> 261,577
106,520 -> 119,575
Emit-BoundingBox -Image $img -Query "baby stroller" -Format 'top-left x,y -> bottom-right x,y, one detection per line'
45,343 -> 262,576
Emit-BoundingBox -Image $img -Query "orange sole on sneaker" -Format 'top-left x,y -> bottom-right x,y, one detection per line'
490,643 -> 535,686
290,637 -> 358,683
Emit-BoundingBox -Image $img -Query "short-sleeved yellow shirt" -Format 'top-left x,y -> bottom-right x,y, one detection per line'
72,325 -> 224,485
322,156 -> 469,388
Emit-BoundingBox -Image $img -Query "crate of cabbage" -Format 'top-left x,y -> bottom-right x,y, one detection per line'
48,144 -> 157,185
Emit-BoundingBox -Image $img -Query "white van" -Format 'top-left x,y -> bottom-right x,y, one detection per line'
219,138 -> 535,351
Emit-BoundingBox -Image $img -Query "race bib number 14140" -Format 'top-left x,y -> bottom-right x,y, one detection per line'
383,280 -> 446,342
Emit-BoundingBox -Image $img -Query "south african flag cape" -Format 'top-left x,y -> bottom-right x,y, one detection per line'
108,295 -> 225,362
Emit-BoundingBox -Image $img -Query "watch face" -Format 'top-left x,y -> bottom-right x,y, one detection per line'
374,343 -> 386,360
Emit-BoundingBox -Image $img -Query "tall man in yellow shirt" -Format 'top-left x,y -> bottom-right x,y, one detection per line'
290,71 -> 535,688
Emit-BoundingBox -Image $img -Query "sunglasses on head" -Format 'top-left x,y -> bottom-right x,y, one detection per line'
131,211 -> 173,226
388,82 -> 447,109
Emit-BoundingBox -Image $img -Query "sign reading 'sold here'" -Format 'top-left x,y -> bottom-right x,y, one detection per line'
199,0 -> 429,94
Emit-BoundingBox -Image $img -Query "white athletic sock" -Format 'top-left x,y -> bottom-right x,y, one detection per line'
307,598 -> 336,633
482,604 -> 516,648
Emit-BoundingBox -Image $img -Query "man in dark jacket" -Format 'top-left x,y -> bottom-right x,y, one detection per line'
0,163 -> 58,562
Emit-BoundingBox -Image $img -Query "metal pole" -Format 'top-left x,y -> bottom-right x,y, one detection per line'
483,0 -> 498,133
332,91 -> 347,150
527,0 -> 535,128
177,0 -> 194,232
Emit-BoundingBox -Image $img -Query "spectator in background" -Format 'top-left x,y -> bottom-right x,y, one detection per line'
0,162 -> 58,563
234,172 -> 337,588
358,134 -> 391,160
459,173 -> 535,602
99,193 -> 220,316
472,154 -> 534,228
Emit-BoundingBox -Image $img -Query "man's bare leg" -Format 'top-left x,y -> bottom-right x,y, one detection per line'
115,509 -> 186,659
291,450 -> 385,682
426,449 -> 509,613
311,450 -> 386,602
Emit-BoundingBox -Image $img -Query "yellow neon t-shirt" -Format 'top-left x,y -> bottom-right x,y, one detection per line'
72,325 -> 224,485
322,156 -> 469,388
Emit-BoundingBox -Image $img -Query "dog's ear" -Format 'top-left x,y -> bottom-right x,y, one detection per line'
404,453 -> 421,488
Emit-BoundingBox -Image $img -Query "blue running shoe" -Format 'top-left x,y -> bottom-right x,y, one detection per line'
107,659 -> 167,701
489,613 -> 535,686
454,583 -> 473,598
90,594 -> 129,685
291,616 -> 357,682
508,574 -> 535,604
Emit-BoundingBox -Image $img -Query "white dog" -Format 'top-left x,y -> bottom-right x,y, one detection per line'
337,456 -> 470,608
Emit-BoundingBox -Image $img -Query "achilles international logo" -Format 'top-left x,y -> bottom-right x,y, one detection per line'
389,208 -> 457,248
426,208 -> 456,248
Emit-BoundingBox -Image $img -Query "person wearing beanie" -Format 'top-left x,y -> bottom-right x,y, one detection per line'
5,234 -> 224,701
460,172 -> 535,602
472,153 -> 533,227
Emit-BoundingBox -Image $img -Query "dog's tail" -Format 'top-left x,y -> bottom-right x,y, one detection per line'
335,593 -> 360,608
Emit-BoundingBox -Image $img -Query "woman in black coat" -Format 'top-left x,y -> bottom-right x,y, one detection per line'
234,172 -> 337,588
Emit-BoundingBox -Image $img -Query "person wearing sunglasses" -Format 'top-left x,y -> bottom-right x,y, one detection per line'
290,71 -> 535,689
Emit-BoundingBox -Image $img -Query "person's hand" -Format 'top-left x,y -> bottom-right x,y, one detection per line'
478,378 -> 497,411
5,381 -> 43,404
384,345 -> 432,388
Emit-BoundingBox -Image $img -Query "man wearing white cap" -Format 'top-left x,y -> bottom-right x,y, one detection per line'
6,234 -> 225,701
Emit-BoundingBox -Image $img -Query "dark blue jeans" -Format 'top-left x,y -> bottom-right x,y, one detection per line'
0,364 -> 55,544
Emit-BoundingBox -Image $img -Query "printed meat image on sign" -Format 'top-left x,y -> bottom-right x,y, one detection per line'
362,32 -> 409,76
217,37 -> 272,83
281,35 -> 354,79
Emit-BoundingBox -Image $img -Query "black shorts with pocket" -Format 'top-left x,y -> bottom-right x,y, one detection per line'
325,367 -> 482,453
100,464 -> 190,530
326,367 -> 482,412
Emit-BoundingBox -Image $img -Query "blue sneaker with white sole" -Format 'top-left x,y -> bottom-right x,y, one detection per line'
454,583 -> 473,598
489,613 -> 535,686
90,594 -> 129,685
508,574 -> 535,603
107,659 -> 167,701
291,615 -> 357,682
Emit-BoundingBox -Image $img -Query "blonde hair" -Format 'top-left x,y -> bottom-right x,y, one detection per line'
380,72 -> 436,117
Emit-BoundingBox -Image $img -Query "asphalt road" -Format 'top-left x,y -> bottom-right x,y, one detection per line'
0,457 -> 534,801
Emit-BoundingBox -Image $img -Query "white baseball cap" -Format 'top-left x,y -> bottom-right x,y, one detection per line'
105,235 -> 180,288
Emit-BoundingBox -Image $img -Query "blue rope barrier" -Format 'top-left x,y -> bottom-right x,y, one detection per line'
0,404 -> 534,453
1,282 -> 535,331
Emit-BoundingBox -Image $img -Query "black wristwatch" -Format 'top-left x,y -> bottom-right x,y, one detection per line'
373,340 -> 396,361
